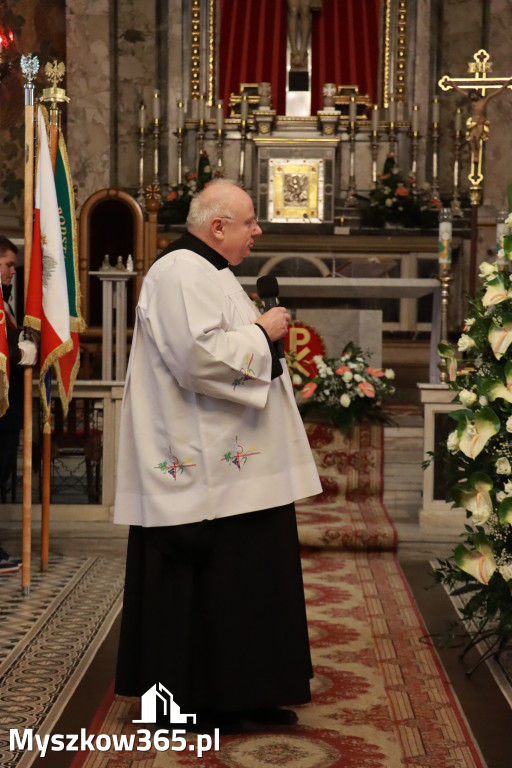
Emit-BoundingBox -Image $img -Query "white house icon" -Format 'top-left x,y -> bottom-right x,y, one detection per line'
133,683 -> 197,725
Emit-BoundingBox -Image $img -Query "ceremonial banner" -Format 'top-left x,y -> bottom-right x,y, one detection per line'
24,106 -> 72,430
52,125 -> 85,409
0,284 -> 9,418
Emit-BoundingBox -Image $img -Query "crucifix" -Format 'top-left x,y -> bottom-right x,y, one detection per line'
439,50 -> 512,294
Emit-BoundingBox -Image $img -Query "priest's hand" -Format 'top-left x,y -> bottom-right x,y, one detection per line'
256,306 -> 290,341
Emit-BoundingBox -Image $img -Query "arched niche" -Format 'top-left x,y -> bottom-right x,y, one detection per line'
78,189 -> 144,328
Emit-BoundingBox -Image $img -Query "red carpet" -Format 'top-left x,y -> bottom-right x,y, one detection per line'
70,550 -> 484,768
297,422 -> 397,551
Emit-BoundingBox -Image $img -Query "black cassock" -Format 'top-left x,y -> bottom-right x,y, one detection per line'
115,502 -> 313,713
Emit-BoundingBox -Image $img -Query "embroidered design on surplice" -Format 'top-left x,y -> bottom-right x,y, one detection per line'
232,352 -> 255,389
154,446 -> 196,480
221,435 -> 260,471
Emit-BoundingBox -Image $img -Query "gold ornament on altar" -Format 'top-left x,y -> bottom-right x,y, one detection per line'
268,159 -> 322,222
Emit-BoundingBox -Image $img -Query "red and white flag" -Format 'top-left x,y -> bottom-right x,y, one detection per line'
24,106 -> 72,430
0,281 -> 9,418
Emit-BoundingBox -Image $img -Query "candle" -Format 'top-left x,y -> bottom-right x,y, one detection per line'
198,94 -> 206,122
388,97 -> 396,124
153,89 -> 160,120
438,209 -> 452,264
216,100 -> 224,130
177,100 -> 184,130
139,102 -> 146,131
349,96 -> 357,123
241,95 -> 249,122
411,104 -> 419,133
432,97 -> 440,124
372,104 -> 379,131
455,107 -> 462,133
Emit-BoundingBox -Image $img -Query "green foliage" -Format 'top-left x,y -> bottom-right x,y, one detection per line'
360,155 -> 440,229
432,258 -> 512,644
159,151 -> 213,225
292,342 -> 396,433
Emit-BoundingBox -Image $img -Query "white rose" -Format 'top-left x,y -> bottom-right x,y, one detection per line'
354,374 -> 363,382
496,457 -> 512,475
496,491 -> 507,502
459,389 -> 477,407
499,563 -> 512,581
464,317 -> 475,328
457,334 -> 476,352
506,416 -> 512,433
324,389 -> 330,396
342,371 -> 353,383
385,198 -> 393,207
479,396 -> 488,406
292,374 -> 302,386
340,394 -> 351,407
384,369 -> 395,379
479,261 -> 497,277
447,430 -> 460,453
504,480 -> 512,494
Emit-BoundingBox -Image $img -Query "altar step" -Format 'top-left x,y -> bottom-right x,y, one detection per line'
383,424 -> 423,509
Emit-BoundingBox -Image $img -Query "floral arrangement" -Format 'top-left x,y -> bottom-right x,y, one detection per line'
158,151 -> 213,225
361,155 -> 440,229
292,342 -> 396,433
433,253 -> 512,656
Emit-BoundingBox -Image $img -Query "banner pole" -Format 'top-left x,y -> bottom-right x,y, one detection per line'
20,54 -> 39,596
39,64 -> 69,572
40,101 -> 59,571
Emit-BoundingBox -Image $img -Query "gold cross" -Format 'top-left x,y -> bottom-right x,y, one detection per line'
439,50 -> 511,96
438,49 -> 512,199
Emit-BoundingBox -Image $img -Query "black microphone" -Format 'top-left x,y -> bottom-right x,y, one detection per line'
256,275 -> 285,358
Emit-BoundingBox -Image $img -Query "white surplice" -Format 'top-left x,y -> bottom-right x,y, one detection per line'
114,248 -> 321,527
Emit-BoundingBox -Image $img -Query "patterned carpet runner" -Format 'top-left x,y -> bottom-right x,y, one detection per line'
298,422 -> 397,550
67,551 -> 484,768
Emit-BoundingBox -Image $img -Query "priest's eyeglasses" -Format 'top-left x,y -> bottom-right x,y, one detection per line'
221,215 -> 259,229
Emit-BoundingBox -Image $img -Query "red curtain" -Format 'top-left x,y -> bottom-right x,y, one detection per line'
311,0 -> 380,113
218,0 -> 380,117
219,0 -> 288,117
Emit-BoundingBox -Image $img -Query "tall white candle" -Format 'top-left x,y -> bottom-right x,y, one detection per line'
372,104 -> 379,131
198,94 -> 206,122
153,89 -> 160,120
177,100 -> 184,130
216,100 -> 224,130
455,107 -> 462,133
139,102 -> 146,131
432,97 -> 440,124
388,97 -> 396,124
241,95 -> 249,122
412,104 -> 419,132
349,96 -> 357,123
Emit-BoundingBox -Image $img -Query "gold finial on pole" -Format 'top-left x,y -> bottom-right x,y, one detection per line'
41,59 -> 69,105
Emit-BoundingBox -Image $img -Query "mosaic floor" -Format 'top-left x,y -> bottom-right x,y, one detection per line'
0,556 -> 125,768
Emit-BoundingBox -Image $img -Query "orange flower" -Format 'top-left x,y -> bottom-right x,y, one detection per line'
336,366 -> 351,374
301,382 -> 318,399
358,381 -> 375,397
366,366 -> 385,377
166,190 -> 178,201
396,186 -> 409,197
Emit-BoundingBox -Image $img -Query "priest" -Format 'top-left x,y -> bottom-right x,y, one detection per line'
114,179 -> 321,731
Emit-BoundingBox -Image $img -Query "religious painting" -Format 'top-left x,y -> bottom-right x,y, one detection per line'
268,159 -> 324,222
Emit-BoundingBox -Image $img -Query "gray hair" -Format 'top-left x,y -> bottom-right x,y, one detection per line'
186,178 -> 240,229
